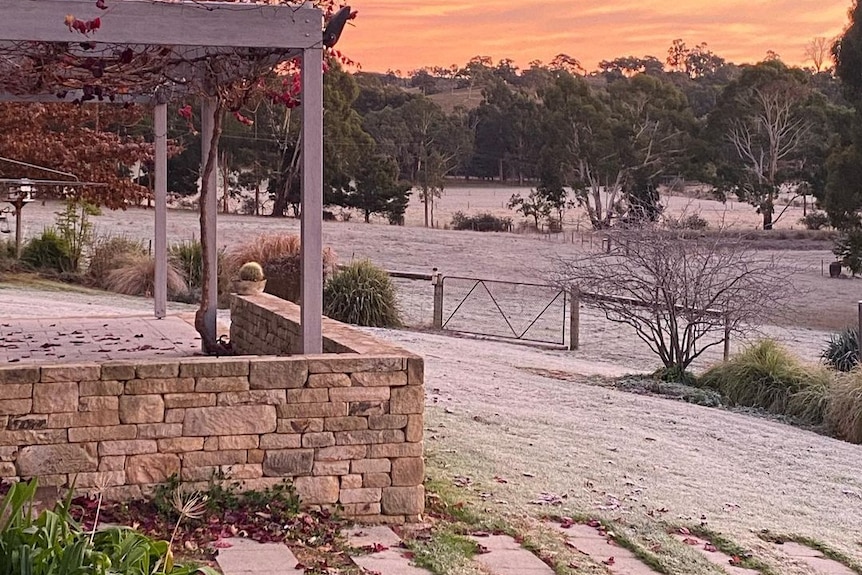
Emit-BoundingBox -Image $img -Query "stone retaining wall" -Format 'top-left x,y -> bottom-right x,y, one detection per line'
0,295 -> 425,522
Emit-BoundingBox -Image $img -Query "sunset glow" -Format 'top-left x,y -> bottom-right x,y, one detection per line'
337,0 -> 852,73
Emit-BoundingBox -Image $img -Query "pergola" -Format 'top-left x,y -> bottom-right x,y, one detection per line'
0,0 -> 327,353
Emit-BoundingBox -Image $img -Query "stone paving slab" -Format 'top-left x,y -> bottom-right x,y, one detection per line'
469,534 -> 555,575
344,525 -> 433,575
772,541 -> 857,575
215,537 -> 304,575
0,314 -> 204,364
671,534 -> 759,575
549,522 -> 659,575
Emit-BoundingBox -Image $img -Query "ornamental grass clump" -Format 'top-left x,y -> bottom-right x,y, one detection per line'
822,327 -> 859,372
324,260 -> 401,327
825,369 -> 862,443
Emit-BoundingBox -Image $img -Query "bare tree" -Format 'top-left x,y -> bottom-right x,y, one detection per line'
551,228 -> 791,373
804,37 -> 831,72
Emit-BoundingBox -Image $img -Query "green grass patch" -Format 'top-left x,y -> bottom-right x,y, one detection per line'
758,531 -> 862,574
405,528 -> 481,575
688,525 -> 778,575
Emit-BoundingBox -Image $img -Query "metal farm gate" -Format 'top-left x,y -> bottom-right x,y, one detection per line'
438,276 -> 573,348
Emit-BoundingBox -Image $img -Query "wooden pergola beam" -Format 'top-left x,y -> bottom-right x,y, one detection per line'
0,0 -> 320,49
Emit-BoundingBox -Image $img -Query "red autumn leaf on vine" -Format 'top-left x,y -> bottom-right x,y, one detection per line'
233,111 -> 254,126
178,105 -> 193,120
96,0 -> 108,8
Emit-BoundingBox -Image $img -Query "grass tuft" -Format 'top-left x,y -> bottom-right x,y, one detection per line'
825,369 -> 862,443
104,254 -> 187,297
324,260 -> 401,327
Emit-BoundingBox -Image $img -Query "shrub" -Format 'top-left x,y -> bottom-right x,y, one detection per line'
324,260 -> 401,327
825,369 -> 862,443
822,327 -> 859,372
104,254 -> 188,297
224,233 -> 336,303
451,211 -> 512,232
799,211 -> 830,230
87,234 -> 147,288
170,239 -> 204,291
20,227 -> 69,272
833,229 -> 862,277
239,261 -> 265,281
700,339 -> 833,421
666,213 -> 709,231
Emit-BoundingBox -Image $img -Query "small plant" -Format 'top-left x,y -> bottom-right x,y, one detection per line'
800,211 -> 830,230
451,211 -> 512,232
324,260 -> 401,327
822,327 -> 859,372
833,229 -> 862,277
666,213 -> 709,231
105,254 -> 188,297
54,199 -> 98,273
87,234 -> 147,288
20,227 -> 69,272
239,261 -> 265,281
169,239 -> 204,291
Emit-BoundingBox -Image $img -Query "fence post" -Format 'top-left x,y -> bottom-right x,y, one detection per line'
858,301 -> 862,361
569,287 -> 580,351
723,314 -> 731,361
432,268 -> 444,329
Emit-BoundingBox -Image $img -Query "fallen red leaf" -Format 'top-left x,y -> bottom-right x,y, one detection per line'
682,538 -> 699,545
729,555 -> 742,566
679,527 -> 691,535
602,556 -> 615,565
704,543 -> 718,552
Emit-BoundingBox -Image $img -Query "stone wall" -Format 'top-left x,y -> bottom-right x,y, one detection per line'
0,296 -> 425,522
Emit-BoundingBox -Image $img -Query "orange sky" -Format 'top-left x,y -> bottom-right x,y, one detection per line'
337,0 -> 852,73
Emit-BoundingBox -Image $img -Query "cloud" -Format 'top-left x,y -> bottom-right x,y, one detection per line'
338,0 -> 849,72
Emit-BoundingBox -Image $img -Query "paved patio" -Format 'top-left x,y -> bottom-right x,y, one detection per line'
0,314 -> 207,364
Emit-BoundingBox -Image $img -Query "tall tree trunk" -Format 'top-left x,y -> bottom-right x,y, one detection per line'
762,196 -> 775,230
195,102 -> 224,354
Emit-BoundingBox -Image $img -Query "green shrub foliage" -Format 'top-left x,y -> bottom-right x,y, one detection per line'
822,327 -> 859,372
20,228 -> 69,272
451,211 -> 512,232
324,260 -> 401,327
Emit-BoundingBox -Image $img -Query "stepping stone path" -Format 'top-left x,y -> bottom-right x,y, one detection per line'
215,537 -> 304,575
468,533 -> 555,575
548,520 -> 659,575
343,525 -> 433,575
770,541 -> 857,575
671,533 -> 759,575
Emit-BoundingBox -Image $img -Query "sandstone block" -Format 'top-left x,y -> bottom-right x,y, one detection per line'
335,430 -> 404,446
307,373 -> 351,388
76,470 -> 126,488
221,463 -> 263,480
126,378 -> 194,395
369,443 -> 422,458
262,449 -> 313,476
340,487 -> 381,504
407,356 -> 424,386
278,418 -> 323,433
0,384 -> 33,399
0,399 -> 33,415
165,408 -> 185,423
48,411 -> 119,429
100,363 -> 135,381
79,380 -> 123,396
248,449 -> 264,464
195,377 -> 249,393
135,362 -> 179,379
382,485 -> 424,515
181,466 -> 217,482
348,401 -> 388,417
0,447 -> 18,461
183,450 -> 247,467
313,460 -> 350,476
218,435 -> 259,450
277,402 -> 347,419
119,395 -> 165,424
7,415 -> 46,431
286,388 -> 329,403
17,444 -> 97,475
203,437 -> 219,451
164,393 -> 216,409
41,364 -> 99,383
294,475 -> 339,504
180,359 -> 249,378
0,461 -> 17,476
324,417 -> 368,432
78,396 -> 118,412
183,405 -> 276,436
307,356 -> 403,374
341,502 -> 380,516
68,425 -> 137,442
33,382 -> 78,413
329,387 -> 389,402
406,414 -> 423,442
137,423 -> 183,439
157,437 -> 204,453
351,458 -> 391,474
341,474 -> 362,489
0,366 -> 39,384
363,472 -> 392,488
368,415 -> 408,430
217,390 -> 285,406
103,485 -> 143,501
0,429 -> 66,446
248,358 -> 307,390
315,445 -> 367,462
351,372 -> 407,388
98,439 -> 157,456
259,433 -> 301,449
126,453 -> 181,484
302,432 -> 335,448
391,458 -> 424,487
98,456 -> 126,471
390,387 -> 424,415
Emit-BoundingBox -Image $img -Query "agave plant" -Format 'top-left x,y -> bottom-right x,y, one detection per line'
822,327 -> 860,372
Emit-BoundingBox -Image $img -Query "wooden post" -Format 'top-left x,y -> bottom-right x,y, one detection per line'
200,97 -> 219,348
153,98 -> 168,320
723,314 -> 731,361
432,268 -> 443,329
857,301 -> 862,362
300,47 -> 324,354
569,287 -> 580,351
